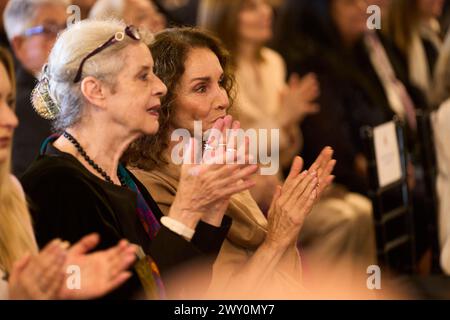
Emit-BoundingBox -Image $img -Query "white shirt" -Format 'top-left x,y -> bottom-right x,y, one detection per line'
432,99 -> 450,274
0,270 -> 9,300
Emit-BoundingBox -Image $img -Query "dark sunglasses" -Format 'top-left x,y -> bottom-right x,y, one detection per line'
73,25 -> 141,83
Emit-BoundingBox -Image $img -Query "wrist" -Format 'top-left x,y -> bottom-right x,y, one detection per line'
200,215 -> 223,227
168,205 -> 202,230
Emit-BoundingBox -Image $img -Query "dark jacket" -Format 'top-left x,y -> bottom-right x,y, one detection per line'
21,140 -> 231,299
12,65 -> 52,177
155,0 -> 199,26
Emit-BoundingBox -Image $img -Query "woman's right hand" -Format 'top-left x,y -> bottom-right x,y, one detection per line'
8,239 -> 67,300
265,157 -> 319,250
169,116 -> 258,228
265,147 -> 336,250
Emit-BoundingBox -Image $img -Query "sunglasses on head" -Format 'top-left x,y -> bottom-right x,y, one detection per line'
73,25 -> 141,83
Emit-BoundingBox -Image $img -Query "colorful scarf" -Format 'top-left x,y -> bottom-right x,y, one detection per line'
118,165 -> 166,299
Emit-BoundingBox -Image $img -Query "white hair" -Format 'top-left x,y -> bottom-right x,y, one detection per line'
89,0 -> 127,20
46,19 -> 153,131
3,0 -> 71,40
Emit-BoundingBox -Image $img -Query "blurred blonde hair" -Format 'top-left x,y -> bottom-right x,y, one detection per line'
384,0 -> 421,55
0,47 -> 38,274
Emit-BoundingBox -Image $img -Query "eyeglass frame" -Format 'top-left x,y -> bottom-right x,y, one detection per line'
73,25 -> 141,83
23,24 -> 65,37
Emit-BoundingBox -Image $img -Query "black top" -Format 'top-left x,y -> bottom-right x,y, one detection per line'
0,32 -> 9,49
155,0 -> 199,27
21,141 -> 231,299
12,65 -> 52,177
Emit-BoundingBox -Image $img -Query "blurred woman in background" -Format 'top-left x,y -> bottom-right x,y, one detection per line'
385,0 -> 446,105
198,0 -> 320,213
431,31 -> 450,274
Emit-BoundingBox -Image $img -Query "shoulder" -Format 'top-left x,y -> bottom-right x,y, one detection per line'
22,155 -> 90,185
20,156 -> 98,204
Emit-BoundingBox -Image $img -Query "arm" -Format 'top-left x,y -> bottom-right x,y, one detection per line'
222,149 -> 335,292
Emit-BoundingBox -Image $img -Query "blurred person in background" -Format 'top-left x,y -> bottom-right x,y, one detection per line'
156,0 -> 198,26
431,31 -> 450,274
273,0 -> 425,195
385,0 -> 446,106
3,0 -> 69,177
72,0 -> 97,19
274,0 -> 437,272
198,0 -> 320,213
89,0 -> 166,33
198,0 -> 377,274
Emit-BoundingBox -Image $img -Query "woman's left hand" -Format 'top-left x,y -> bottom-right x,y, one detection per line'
169,115 -> 258,228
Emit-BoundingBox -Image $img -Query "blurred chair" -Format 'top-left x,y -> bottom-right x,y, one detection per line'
361,118 -> 416,274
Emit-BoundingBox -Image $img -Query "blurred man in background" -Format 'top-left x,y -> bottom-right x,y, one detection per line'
3,0 -> 69,176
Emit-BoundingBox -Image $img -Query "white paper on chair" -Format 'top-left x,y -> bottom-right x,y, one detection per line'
373,121 -> 402,188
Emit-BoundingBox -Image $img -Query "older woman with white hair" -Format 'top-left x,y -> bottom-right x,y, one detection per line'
20,19 -> 258,299
0,46 -> 138,301
89,0 -> 166,33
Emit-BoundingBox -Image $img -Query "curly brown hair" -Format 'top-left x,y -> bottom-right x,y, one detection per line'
123,27 -> 236,171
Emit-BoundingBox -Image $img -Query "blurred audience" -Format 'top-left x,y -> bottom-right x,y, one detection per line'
90,0 -> 166,33
198,0 -> 318,210
3,0 -> 68,177
157,0 -> 199,26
